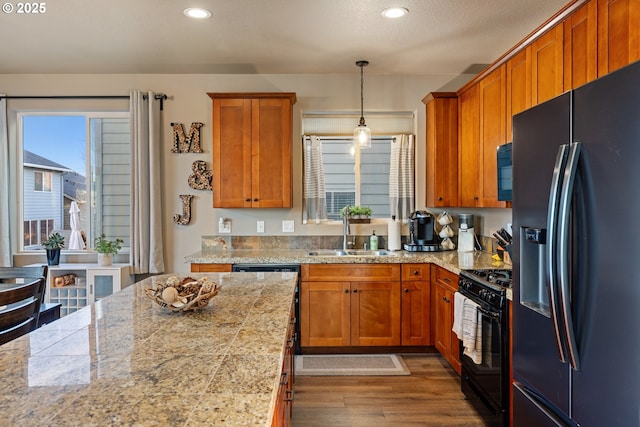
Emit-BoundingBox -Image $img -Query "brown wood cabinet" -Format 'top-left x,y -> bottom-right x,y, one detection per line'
479,65 -> 507,208
401,264 -> 432,346
506,49 -> 532,142
564,1 -> 598,89
431,265 -> 461,375
531,25 -> 565,104
597,0 -> 640,76
458,84 -> 481,207
272,299 -> 296,427
458,66 -> 508,208
208,92 -> 296,208
300,264 -> 401,347
423,92 -> 458,207
190,263 -> 232,273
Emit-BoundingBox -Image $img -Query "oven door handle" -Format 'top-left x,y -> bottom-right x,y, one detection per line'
477,305 -> 501,320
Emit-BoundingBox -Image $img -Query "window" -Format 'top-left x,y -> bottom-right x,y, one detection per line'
313,136 -> 393,219
302,111 -> 415,221
34,171 -> 52,192
20,113 -> 130,251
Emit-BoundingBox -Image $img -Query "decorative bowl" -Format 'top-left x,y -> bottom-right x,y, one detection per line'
145,276 -> 218,312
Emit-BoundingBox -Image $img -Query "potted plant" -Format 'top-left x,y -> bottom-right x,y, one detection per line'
94,234 -> 124,266
339,205 -> 372,222
42,232 -> 65,266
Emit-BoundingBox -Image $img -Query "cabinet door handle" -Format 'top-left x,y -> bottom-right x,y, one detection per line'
245,198 -> 250,202
438,196 -> 443,201
353,289 -> 358,293
443,277 -> 451,283
344,289 -> 349,293
404,288 -> 409,293
253,198 -> 258,202
413,270 -> 419,276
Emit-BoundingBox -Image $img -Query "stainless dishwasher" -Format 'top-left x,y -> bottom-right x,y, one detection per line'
231,264 -> 301,354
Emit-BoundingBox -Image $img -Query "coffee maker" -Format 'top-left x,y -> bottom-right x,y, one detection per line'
403,210 -> 442,252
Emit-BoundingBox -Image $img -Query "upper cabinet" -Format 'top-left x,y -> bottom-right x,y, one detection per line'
458,66 -> 507,208
208,92 -> 296,208
506,49 -> 532,142
424,0 -> 640,210
597,0 -> 640,76
564,1 -> 598,89
423,92 -> 458,207
531,25 -> 565,104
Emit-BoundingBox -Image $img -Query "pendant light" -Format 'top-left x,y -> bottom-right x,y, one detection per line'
354,60 -> 371,149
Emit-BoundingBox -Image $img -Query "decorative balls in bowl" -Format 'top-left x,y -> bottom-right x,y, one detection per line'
145,276 -> 218,312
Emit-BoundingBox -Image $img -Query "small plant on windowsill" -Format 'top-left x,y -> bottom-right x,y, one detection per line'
94,234 -> 123,266
339,205 -> 372,222
42,232 -> 65,266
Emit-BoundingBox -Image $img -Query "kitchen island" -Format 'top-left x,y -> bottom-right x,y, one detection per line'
0,272 -> 297,426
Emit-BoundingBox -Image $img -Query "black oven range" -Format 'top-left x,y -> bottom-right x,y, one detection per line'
457,269 -> 511,427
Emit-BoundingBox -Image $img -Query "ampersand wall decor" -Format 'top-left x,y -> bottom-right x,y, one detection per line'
188,160 -> 213,190
173,195 -> 194,225
171,122 -> 204,153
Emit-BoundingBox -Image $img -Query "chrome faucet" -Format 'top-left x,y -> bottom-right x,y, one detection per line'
342,205 -> 351,251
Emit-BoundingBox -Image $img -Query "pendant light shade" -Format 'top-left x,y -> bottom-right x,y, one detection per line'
354,60 -> 371,149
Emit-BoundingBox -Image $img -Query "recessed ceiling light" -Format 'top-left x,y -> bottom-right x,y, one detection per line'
183,8 -> 212,19
381,7 -> 409,19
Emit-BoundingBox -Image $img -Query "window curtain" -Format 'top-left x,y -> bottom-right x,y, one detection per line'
302,135 -> 328,224
0,96 -> 10,266
130,91 -> 165,274
389,134 -> 415,221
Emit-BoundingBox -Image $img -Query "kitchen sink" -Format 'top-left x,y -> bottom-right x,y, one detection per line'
307,249 -> 396,257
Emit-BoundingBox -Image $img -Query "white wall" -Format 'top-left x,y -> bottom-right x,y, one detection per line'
1,72 -> 510,272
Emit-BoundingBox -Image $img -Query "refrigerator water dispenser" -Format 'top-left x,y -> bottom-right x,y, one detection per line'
520,227 -> 550,317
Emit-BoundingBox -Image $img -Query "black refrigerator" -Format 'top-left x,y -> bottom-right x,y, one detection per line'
512,59 -> 640,426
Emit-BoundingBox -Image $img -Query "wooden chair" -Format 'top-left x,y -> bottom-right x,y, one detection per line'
0,266 -> 48,345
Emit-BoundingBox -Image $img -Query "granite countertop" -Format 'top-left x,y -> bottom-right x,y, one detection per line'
0,272 -> 297,426
185,248 -> 508,275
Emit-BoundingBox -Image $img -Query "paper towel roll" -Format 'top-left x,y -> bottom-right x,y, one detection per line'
388,218 -> 402,251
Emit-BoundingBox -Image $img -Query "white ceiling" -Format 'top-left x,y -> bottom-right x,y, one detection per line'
0,0 -> 569,75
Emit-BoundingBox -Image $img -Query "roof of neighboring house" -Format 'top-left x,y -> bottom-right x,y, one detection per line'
23,150 -> 71,172
23,150 -> 86,201
63,171 -> 86,202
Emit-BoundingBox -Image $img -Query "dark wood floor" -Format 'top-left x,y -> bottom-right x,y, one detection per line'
291,353 -> 487,426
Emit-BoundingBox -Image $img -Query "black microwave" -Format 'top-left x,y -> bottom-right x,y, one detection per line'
497,143 -> 512,201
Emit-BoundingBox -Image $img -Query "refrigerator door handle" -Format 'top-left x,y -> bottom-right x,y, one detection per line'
546,144 -> 570,363
557,141 -> 582,370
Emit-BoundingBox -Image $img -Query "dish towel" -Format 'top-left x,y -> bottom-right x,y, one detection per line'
461,298 -> 482,364
452,291 -> 466,339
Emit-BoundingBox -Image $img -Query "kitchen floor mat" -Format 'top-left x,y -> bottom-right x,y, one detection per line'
295,354 -> 410,376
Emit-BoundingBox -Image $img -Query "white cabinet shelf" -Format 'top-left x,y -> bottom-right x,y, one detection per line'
27,263 -> 133,317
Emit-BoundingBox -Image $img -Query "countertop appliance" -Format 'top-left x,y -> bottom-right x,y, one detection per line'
458,269 -> 510,427
512,60 -> 640,426
403,210 -> 442,251
457,213 -> 475,252
231,264 -> 301,354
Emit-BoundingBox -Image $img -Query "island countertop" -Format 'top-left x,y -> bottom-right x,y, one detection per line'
0,272 -> 297,426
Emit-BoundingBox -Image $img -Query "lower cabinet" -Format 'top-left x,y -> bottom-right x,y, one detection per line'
300,264 -> 401,347
431,265 -> 461,374
272,299 -> 296,427
401,264 -> 432,346
190,263 -> 232,272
